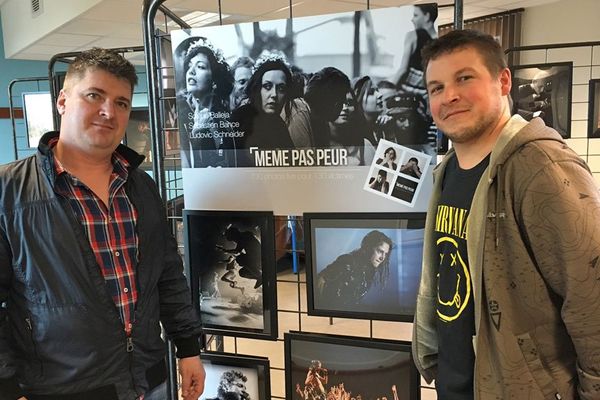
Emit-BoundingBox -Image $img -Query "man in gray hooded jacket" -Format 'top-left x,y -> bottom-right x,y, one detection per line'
412,29 -> 600,399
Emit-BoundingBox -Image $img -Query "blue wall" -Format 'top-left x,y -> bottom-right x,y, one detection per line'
0,13 -> 53,164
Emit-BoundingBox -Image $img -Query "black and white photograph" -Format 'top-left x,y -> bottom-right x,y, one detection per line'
398,152 -> 426,179
304,213 -> 426,321
511,62 -> 573,138
200,352 -> 270,400
174,5 -> 438,216
183,210 -> 278,339
588,79 -> 600,138
364,139 -> 431,207
285,332 -> 421,400
367,167 -> 391,195
374,144 -> 400,171
124,109 -> 152,169
22,92 -> 54,148
171,5 -> 438,169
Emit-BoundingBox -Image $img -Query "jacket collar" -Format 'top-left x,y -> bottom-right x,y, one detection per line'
37,131 -> 145,182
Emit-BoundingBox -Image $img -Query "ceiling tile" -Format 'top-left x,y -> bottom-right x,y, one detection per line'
81,0 -> 144,24
2,0 -> 564,61
37,32 -> 101,47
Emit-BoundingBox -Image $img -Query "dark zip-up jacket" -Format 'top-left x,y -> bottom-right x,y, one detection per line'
0,132 -> 202,400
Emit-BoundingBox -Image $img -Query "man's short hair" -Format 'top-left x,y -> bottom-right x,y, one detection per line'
64,47 -> 138,92
421,29 -> 507,78
416,4 -> 438,23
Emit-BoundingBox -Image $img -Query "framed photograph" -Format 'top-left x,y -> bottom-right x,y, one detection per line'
22,92 -> 54,148
124,108 -> 152,169
200,352 -> 271,400
511,62 -> 573,138
183,210 -> 278,339
304,212 -> 426,322
285,331 -> 420,400
588,79 -> 600,138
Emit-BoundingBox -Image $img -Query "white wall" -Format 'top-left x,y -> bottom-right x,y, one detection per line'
521,0 -> 600,45
520,0 -> 600,181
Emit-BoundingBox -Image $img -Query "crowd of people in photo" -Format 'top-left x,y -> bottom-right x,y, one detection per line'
175,4 -> 438,168
294,359 -> 401,400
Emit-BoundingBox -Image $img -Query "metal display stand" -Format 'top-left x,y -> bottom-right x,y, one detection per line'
140,1 -> 464,398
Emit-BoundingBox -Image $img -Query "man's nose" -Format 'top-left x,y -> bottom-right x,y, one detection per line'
442,85 -> 460,104
99,100 -> 115,118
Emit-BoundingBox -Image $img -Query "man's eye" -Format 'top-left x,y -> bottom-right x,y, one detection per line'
458,75 -> 473,82
87,93 -> 99,99
429,86 -> 442,95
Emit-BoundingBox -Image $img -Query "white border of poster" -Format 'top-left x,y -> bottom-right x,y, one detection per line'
173,5 -> 437,214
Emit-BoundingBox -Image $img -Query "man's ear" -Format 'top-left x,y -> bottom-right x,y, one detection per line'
56,89 -> 67,115
499,67 -> 512,96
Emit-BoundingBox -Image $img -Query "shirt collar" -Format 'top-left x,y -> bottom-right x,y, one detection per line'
50,137 -> 131,183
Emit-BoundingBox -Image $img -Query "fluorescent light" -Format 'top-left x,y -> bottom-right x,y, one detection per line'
168,11 -> 230,27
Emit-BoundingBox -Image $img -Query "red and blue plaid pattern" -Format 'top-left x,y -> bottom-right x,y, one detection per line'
52,143 -> 139,336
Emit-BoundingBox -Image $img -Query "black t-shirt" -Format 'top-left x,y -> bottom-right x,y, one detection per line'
434,153 -> 490,400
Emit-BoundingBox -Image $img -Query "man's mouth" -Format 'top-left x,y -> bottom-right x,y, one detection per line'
442,109 -> 469,120
92,122 -> 114,130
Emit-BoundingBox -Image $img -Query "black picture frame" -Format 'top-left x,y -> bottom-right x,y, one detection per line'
511,62 -> 573,138
285,331 -> 420,400
200,351 -> 271,400
304,212 -> 426,322
22,92 -> 54,148
183,210 -> 278,340
124,108 -> 152,169
588,79 -> 600,138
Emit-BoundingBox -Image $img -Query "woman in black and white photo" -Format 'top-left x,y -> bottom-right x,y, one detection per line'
231,52 -> 295,156
175,37 -> 236,167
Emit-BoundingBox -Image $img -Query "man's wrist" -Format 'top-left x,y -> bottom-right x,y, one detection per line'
173,336 -> 201,358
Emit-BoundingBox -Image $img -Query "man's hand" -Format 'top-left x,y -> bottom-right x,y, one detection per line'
178,356 -> 205,400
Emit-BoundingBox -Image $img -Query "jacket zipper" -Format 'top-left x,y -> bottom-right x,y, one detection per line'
127,335 -> 139,397
25,317 -> 44,376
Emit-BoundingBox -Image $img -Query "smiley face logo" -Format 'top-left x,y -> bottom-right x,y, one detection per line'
436,236 -> 471,322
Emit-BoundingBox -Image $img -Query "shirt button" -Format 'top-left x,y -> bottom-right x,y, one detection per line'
124,287 -> 129,293
115,251 -> 120,257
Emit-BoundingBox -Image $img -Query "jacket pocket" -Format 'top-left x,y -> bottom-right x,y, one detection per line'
24,316 -> 44,378
516,332 -> 563,400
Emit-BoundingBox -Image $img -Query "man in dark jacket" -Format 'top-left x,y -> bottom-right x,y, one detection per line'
0,48 -> 204,400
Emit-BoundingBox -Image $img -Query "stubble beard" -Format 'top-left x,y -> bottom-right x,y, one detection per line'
442,111 -> 499,145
